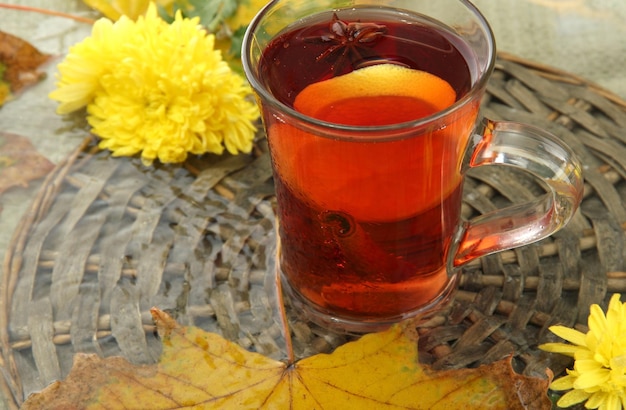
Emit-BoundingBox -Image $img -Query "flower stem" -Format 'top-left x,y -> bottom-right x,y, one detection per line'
0,3 -> 96,24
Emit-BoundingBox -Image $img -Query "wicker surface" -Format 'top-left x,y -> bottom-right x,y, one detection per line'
1,53 -> 626,407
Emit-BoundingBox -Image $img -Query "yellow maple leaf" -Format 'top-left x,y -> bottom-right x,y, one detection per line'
22,308 -> 551,409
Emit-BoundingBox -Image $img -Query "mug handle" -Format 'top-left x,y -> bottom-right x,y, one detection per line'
453,119 -> 584,266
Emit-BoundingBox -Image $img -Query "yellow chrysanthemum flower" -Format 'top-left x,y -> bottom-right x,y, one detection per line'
540,294 -> 626,410
49,3 -> 259,165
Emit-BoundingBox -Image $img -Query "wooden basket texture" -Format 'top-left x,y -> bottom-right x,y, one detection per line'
2,53 -> 626,408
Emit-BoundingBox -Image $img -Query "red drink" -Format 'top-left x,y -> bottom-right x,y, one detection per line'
258,7 -> 480,319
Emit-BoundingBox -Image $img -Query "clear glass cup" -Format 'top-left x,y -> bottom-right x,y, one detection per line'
242,0 -> 584,332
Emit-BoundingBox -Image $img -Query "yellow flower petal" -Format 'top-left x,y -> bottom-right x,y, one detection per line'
572,367 -> 610,390
606,294 -> 626,336
49,83 -> 94,114
586,391 -> 612,410
549,325 -> 588,347
539,342 -> 586,357
550,374 -> 576,391
557,388 -> 591,407
610,355 -> 626,373
608,294 -> 624,312
575,358 -> 605,373
589,303 -> 609,335
575,349 -> 595,361
603,394 -> 623,410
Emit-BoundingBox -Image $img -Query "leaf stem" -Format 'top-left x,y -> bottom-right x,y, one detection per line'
0,3 -> 96,24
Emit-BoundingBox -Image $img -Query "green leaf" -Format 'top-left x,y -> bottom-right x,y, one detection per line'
229,25 -> 247,60
187,0 -> 239,31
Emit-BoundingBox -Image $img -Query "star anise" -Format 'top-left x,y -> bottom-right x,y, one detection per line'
305,13 -> 387,73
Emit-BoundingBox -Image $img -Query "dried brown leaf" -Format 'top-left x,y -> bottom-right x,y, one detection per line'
0,30 -> 51,104
0,132 -> 54,194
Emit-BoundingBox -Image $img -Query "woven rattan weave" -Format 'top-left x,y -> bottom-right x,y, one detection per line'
2,53 -> 626,408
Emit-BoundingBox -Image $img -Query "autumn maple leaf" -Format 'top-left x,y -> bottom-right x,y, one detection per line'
22,308 -> 552,409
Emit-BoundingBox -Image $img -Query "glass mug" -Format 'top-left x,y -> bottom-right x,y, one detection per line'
242,0 -> 583,332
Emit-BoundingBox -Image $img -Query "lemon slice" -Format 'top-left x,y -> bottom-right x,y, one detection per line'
294,64 -> 456,124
